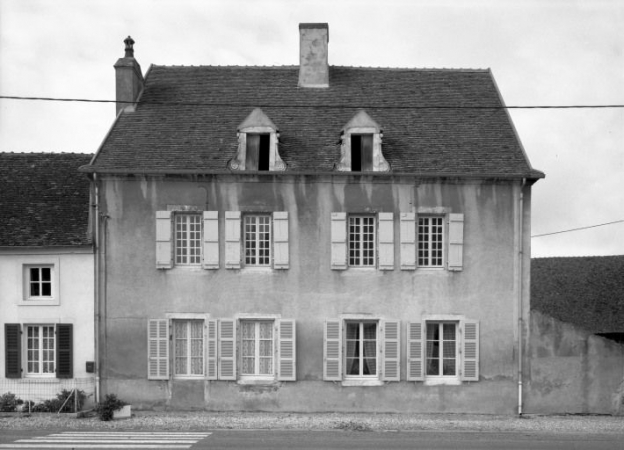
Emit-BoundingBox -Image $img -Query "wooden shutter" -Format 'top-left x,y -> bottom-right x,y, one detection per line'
156,211 -> 173,269
206,319 -> 218,380
323,319 -> 342,381
400,213 -> 416,270
330,213 -> 347,270
277,319 -> 296,381
5,324 -> 21,378
245,134 -> 260,170
202,211 -> 219,269
462,320 -> 479,381
361,134 -> 373,171
448,213 -> 464,271
381,320 -> 400,381
218,319 -> 237,380
406,321 -> 424,381
56,324 -> 73,379
147,319 -> 169,380
378,213 -> 394,270
225,211 -> 241,269
273,212 -> 289,269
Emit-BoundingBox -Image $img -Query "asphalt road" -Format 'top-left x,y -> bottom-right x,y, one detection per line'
1,429 -> 623,450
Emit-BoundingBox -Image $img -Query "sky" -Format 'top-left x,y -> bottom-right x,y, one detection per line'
0,0 -> 622,258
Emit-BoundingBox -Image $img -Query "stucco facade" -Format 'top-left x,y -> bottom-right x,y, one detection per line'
95,173 -> 533,413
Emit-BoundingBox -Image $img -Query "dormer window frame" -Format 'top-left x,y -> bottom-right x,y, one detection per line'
336,111 -> 390,173
228,109 -> 286,172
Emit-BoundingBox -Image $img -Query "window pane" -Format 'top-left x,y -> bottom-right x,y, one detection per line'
30,268 -> 39,282
30,282 -> 40,297
41,268 -> 51,281
426,358 -> 439,376
42,282 -> 51,296
443,358 -> 456,376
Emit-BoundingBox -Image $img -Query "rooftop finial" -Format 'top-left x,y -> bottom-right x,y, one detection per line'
123,36 -> 135,58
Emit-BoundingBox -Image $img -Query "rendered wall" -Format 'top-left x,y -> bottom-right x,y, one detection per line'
0,248 -> 95,384
97,174 -> 529,413
526,311 -> 624,414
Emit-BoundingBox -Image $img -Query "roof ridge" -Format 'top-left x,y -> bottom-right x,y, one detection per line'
150,64 -> 489,72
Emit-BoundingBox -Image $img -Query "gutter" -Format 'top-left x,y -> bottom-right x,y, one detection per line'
94,173 -> 100,403
517,178 -> 526,416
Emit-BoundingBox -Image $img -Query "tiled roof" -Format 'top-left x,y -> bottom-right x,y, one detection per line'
0,153 -> 93,247
531,256 -> 624,333
88,65 -> 543,178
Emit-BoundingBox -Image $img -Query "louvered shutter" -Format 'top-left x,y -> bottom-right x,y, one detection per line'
245,134 -> 260,170
206,319 -> 218,380
462,320 -> 479,381
378,213 -> 394,270
218,319 -> 237,380
330,213 -> 347,270
147,319 -> 169,380
448,213 -> 464,271
156,211 -> 173,269
323,319 -> 342,381
381,320 -> 400,381
56,324 -> 73,379
225,211 -> 241,269
273,212 -> 289,269
361,134 -> 373,171
406,322 -> 425,381
400,213 -> 416,270
5,324 -> 21,378
277,319 -> 296,381
202,211 -> 219,269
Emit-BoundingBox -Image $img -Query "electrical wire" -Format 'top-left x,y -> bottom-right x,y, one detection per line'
1,95 -> 624,109
531,220 -> 624,238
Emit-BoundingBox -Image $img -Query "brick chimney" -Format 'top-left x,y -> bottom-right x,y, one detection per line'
114,36 -> 144,115
298,23 -> 329,88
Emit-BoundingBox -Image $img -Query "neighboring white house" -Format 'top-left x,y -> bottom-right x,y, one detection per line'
0,153 -> 95,408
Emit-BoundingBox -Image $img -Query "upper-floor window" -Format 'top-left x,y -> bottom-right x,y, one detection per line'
20,259 -> 60,305
244,215 -> 272,267
27,266 -> 53,299
228,108 -> 286,171
348,216 -> 376,267
335,110 -> 390,172
175,214 -> 202,266
418,216 -> 444,267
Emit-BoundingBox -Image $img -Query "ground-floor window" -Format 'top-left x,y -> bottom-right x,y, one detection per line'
173,319 -> 204,377
426,322 -> 457,377
345,321 -> 377,377
26,325 -> 55,376
241,320 -> 274,377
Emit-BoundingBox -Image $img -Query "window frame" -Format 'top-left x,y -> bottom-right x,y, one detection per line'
19,258 -> 60,306
243,214 -> 272,267
171,317 -> 206,379
425,321 -> 459,380
25,324 -> 56,378
344,320 -> 379,379
348,214 -> 377,268
174,213 -> 203,266
417,215 -> 445,269
239,319 -> 276,381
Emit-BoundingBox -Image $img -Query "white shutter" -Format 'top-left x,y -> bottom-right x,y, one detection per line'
330,213 -> 347,270
406,321 -> 424,381
147,319 -> 169,380
225,211 -> 241,269
273,212 -> 289,270
206,319 -> 218,380
202,211 -> 219,269
462,320 -> 479,381
381,320 -> 400,381
156,211 -> 173,269
323,319 -> 342,381
218,319 -> 237,380
378,213 -> 394,270
448,213 -> 464,271
400,213 -> 416,270
277,319 -> 296,381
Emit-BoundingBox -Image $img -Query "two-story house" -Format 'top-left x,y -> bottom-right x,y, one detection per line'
82,24 -> 543,413
0,153 -> 95,407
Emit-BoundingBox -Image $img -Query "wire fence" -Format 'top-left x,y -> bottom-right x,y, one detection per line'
0,377 -> 96,413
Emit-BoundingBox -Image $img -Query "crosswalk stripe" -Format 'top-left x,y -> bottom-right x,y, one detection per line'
20,439 -> 197,444
0,445 -> 191,449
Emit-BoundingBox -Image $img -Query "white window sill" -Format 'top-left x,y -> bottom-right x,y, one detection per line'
424,377 -> 461,386
341,378 -> 384,387
237,378 -> 278,386
19,298 -> 59,306
173,375 -> 205,380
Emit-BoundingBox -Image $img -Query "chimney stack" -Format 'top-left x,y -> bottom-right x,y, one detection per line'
114,36 -> 144,115
298,23 -> 329,88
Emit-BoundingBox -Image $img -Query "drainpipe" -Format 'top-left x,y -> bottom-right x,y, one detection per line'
517,178 -> 526,416
93,173 -> 100,403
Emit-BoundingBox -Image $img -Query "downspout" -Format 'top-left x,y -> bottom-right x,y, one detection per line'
517,178 -> 526,416
93,173 -> 100,403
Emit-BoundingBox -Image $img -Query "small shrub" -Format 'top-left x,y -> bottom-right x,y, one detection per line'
0,392 -> 20,412
95,394 -> 126,421
30,390 -> 86,413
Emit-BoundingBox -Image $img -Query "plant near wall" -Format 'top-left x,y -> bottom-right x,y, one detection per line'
95,394 -> 126,421
0,392 -> 20,412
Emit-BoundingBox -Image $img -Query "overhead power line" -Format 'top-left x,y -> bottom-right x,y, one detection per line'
531,220 -> 624,238
1,95 -> 624,110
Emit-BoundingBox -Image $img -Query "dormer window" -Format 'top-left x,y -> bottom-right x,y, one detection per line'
336,110 -> 389,172
228,108 -> 286,171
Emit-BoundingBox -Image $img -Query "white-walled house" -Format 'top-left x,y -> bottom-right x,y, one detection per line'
0,153 -> 95,406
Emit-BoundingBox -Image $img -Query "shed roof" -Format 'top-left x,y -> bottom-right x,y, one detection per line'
531,256 -> 624,334
0,153 -> 93,247
87,65 -> 543,179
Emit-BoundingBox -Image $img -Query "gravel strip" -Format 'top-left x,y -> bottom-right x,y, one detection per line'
1,411 -> 623,434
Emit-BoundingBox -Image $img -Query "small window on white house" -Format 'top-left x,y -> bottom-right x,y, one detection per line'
324,319 -> 400,384
228,108 -> 286,171
27,267 -> 53,298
